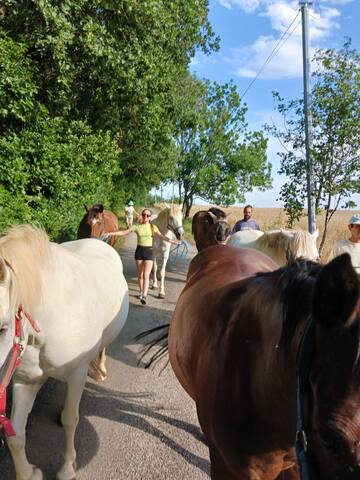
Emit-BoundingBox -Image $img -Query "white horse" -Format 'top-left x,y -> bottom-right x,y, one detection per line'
151,204 -> 184,298
0,225 -> 129,480
227,228 -> 320,265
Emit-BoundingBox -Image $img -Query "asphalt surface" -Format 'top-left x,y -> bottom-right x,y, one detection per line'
1,234 -> 210,479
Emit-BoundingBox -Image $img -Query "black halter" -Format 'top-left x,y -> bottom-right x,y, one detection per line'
295,319 -> 320,479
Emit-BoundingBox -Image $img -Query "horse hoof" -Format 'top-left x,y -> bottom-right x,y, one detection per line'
158,293 -> 165,299
56,462 -> 76,480
19,465 -> 43,480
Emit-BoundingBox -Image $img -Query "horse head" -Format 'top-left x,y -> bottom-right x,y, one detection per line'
307,254 -> 360,478
166,205 -> 184,240
288,228 -> 320,263
208,209 -> 231,245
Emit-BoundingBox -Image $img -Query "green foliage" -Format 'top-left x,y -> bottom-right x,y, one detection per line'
0,0 -> 218,234
174,74 -> 272,216
1,0 -> 218,195
267,40 -> 360,248
0,30 -> 40,130
0,118 -> 121,239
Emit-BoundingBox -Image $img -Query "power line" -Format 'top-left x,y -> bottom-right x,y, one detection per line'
240,10 -> 301,100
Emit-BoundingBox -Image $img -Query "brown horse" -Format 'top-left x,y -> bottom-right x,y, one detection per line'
148,246 -> 359,479
77,203 -> 119,247
192,207 -> 231,252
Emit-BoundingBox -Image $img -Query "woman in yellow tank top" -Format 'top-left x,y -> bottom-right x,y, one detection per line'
106,208 -> 180,305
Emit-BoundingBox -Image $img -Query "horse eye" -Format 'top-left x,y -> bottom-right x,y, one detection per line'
0,325 -> 8,335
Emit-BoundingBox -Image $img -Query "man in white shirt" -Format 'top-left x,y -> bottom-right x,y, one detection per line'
331,214 -> 360,275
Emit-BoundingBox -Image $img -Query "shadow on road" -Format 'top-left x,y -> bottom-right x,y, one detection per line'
1,378 -> 209,479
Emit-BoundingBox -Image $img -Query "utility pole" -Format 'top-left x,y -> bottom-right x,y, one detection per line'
300,1 -> 316,234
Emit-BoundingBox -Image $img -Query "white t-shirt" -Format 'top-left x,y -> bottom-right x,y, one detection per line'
124,206 -> 135,218
331,239 -> 360,275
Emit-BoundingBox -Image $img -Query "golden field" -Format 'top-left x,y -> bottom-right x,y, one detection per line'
189,205 -> 360,261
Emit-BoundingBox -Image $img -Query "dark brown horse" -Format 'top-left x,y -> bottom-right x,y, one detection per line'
192,207 -> 231,251
161,246 -> 360,479
77,203 -> 119,247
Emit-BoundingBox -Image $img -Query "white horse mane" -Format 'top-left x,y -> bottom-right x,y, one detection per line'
256,229 -> 315,258
0,225 -> 50,315
228,228 -> 319,265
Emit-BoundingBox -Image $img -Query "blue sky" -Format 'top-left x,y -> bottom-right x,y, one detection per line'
189,0 -> 360,208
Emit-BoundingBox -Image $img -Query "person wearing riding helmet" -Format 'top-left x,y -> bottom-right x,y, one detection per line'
124,200 -> 138,228
105,208 -> 180,305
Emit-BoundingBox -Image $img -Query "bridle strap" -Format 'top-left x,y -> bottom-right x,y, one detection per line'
295,319 -> 319,479
0,306 -> 39,437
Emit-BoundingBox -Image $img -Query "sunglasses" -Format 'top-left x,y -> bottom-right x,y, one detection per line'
142,213 -> 151,217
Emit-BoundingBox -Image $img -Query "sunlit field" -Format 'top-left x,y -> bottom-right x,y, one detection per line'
188,205 -> 360,262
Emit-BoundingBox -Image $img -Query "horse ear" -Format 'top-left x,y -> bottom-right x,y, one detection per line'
208,211 -> 217,222
84,204 -> 89,213
313,254 -> 359,328
312,228 -> 319,240
164,202 -> 170,209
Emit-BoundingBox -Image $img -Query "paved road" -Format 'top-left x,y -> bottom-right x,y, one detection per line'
1,235 -> 210,479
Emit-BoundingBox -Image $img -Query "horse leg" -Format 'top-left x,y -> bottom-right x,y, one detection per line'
87,348 -> 107,382
158,251 -> 169,299
57,366 -> 87,480
7,381 -> 45,480
151,258 -> 158,290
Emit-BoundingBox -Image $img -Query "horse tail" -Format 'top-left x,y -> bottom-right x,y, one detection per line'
134,324 -> 169,371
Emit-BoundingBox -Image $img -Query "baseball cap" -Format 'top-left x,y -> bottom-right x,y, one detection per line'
349,214 -> 360,225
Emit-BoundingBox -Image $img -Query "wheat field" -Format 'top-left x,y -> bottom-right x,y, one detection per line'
189,205 -> 360,261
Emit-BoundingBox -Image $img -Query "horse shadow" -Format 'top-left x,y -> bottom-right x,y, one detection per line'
0,378 -> 209,479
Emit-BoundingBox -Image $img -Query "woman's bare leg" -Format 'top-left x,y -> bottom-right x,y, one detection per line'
135,260 -> 144,294
142,260 -> 154,298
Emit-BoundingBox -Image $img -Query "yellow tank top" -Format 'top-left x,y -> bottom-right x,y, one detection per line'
133,223 -> 160,247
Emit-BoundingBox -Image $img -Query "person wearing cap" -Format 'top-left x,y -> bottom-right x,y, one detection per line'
330,214 -> 360,275
124,200 -> 138,228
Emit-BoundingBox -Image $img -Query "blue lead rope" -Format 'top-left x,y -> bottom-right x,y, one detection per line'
169,240 -> 189,260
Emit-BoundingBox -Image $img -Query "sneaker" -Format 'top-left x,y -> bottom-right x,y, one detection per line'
140,296 -> 147,305
137,293 -> 143,299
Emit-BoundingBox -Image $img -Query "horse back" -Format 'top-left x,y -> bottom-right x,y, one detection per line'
168,246 -> 298,472
169,246 -> 277,395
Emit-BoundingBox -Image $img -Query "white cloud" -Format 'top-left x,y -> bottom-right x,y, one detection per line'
222,0 -> 343,79
219,0 -> 261,12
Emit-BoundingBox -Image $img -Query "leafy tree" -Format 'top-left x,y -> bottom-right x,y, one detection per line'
1,0 -> 218,194
173,74 -> 271,217
267,40 -> 360,253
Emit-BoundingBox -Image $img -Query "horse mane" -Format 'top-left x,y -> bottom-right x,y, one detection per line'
0,225 -> 50,315
256,229 -> 311,260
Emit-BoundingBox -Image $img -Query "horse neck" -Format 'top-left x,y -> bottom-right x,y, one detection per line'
153,210 -> 170,235
255,233 -> 287,266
